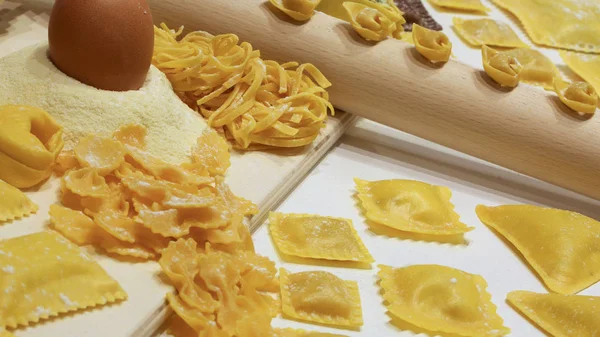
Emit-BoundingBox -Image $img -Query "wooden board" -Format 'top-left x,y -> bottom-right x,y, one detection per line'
0,1 -> 353,337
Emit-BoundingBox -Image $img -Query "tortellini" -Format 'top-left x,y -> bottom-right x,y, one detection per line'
269,212 -> 373,263
495,48 -> 560,90
268,0 -> 322,21
412,24 -> 452,63
378,264 -> 510,337
491,0 -> 600,53
453,18 -> 528,48
355,178 -> 473,235
507,291 -> 600,337
554,79 -> 598,115
280,269 -> 363,328
0,179 -> 38,222
476,204 -> 600,294
482,45 -> 523,88
427,0 -> 488,13
560,51 -> 600,95
318,0 -> 405,40
0,105 -> 64,188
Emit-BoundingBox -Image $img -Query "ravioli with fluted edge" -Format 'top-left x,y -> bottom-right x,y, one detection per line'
0,180 -> 38,222
427,0 -> 488,13
482,46 -> 523,88
355,178 -> 473,235
280,269 -> 363,328
269,212 -> 373,263
560,52 -> 600,94
554,79 -> 598,115
412,24 -> 452,63
0,231 -> 127,329
274,328 -> 349,337
491,0 -> 600,53
507,291 -> 600,337
269,0 -> 322,21
476,204 -> 600,294
378,264 -> 510,337
495,48 -> 559,90
0,105 -> 64,188
453,18 -> 528,48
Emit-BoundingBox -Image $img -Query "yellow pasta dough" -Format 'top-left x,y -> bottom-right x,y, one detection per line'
0,180 -> 38,222
495,48 -> 559,90
453,18 -> 528,48
491,0 -> 600,53
428,0 -> 488,13
269,0 -> 322,21
280,269 -> 363,328
354,178 -> 473,235
476,204 -> 600,294
412,24 -> 452,64
343,2 -> 403,41
0,330 -> 15,337
482,45 -> 523,88
560,52 -> 600,95
274,328 -> 348,337
269,212 -> 373,263
554,79 -> 598,115
378,264 -> 510,337
507,291 -> 600,337
0,231 -> 127,329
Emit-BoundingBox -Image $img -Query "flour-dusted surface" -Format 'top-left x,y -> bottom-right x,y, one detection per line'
0,43 -> 207,164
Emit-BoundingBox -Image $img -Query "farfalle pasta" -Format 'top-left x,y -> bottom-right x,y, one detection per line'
355,178 -> 473,235
378,264 -> 510,337
554,79 -> 598,115
427,0 -> 488,13
0,180 -> 38,222
507,291 -> 600,337
0,105 -> 64,188
412,24 -> 452,63
453,18 -> 528,48
476,204 -> 600,294
0,231 -> 126,329
280,269 -> 363,328
269,212 -> 373,263
482,45 -> 523,87
269,0 -> 322,21
491,0 -> 600,53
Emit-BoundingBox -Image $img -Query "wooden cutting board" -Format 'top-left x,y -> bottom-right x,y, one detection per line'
0,1 -> 354,337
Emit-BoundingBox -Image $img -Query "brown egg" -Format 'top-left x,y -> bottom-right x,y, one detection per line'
48,0 -> 154,91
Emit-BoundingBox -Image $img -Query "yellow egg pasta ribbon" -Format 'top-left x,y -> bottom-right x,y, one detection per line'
153,24 -> 334,150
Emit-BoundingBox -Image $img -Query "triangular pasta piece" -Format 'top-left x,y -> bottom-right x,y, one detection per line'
0,179 -> 38,222
355,178 -> 473,235
491,0 -> 600,53
378,264 -> 510,337
269,212 -> 373,263
427,0 -> 488,13
507,290 -> 600,337
476,204 -> 600,294
560,52 -> 600,94
0,231 -> 127,329
280,268 -> 363,328
453,18 -> 528,48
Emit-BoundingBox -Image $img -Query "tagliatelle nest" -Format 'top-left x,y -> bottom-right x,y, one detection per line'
152,23 -> 334,150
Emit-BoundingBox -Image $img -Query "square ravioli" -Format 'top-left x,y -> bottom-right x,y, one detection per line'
269,212 -> 373,263
507,291 -> 600,337
453,18 -> 528,48
280,269 -> 363,328
378,264 -> 510,337
0,231 -> 127,329
354,178 -> 473,235
491,0 -> 600,53
476,204 -> 600,294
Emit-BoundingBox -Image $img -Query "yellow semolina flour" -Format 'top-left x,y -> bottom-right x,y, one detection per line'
0,43 -> 207,164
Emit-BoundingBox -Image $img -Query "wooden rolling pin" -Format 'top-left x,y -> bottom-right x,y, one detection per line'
149,0 -> 600,201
